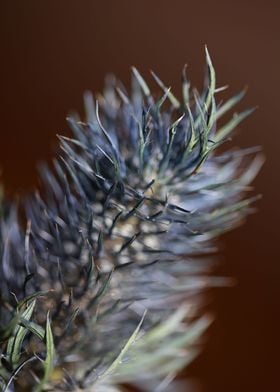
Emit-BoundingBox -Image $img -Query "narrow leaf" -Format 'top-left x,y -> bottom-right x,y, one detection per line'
214,107 -> 256,143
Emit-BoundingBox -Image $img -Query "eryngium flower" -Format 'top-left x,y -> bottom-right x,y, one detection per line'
0,48 -> 263,392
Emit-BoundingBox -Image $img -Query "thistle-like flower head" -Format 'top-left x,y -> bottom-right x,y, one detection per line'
0,48 -> 263,392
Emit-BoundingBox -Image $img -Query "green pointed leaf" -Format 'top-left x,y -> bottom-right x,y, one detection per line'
216,88 -> 247,120
182,64 -> 190,105
7,300 -> 36,365
0,312 -> 22,342
151,71 -> 180,109
159,114 -> 185,176
132,67 -> 151,97
205,46 -> 216,111
99,310 -> 146,381
18,290 -> 52,309
19,318 -> 45,340
35,312 -> 55,392
136,306 -> 189,347
214,107 -> 256,143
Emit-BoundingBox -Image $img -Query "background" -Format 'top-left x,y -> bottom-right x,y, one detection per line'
0,1 -> 279,391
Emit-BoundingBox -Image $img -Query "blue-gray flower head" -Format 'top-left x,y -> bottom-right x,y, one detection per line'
0,48 -> 263,392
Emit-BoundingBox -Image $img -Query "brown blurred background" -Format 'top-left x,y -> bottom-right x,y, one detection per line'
0,1 -> 279,391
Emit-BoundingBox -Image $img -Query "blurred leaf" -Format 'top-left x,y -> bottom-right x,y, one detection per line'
98,310 -> 146,381
214,107 -> 256,143
35,312 -> 55,392
19,318 -> 45,341
7,300 -> 36,365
